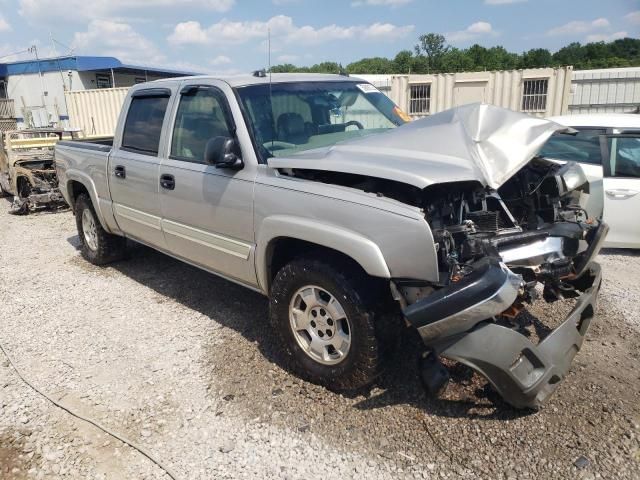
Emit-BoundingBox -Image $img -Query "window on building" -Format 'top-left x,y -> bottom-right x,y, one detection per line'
170,87 -> 233,162
521,79 -> 548,112
121,95 -> 170,155
409,84 -> 431,115
135,77 -> 147,84
95,73 -> 113,89
0,81 -> 7,99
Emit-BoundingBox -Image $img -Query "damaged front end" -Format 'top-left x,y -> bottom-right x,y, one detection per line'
9,159 -> 65,215
403,159 -> 606,409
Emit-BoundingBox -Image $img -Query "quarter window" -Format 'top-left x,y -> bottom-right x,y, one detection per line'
170,88 -> 233,162
409,84 -> 431,115
121,95 -> 169,155
521,79 -> 548,112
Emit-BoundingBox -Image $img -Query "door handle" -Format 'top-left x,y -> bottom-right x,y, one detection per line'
160,174 -> 175,190
114,165 -> 126,179
605,188 -> 639,199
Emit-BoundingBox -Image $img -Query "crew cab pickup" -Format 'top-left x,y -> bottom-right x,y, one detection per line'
55,74 -> 607,409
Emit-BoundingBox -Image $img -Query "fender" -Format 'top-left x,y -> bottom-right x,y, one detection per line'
256,215 -> 391,293
65,170 -> 121,235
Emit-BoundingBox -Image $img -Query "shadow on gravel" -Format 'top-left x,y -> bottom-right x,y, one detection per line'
72,237 -> 532,421
351,329 -> 533,421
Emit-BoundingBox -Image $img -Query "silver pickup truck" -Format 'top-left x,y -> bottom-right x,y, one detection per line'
55,73 -> 607,409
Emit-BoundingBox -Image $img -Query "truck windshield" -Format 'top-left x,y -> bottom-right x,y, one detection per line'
236,81 -> 408,160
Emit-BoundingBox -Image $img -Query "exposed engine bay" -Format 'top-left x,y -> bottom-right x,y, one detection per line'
282,156 -> 597,307
8,157 -> 65,215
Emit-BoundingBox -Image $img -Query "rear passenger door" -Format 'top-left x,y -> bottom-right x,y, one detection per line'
158,82 -> 257,286
602,134 -> 640,248
110,88 -> 173,248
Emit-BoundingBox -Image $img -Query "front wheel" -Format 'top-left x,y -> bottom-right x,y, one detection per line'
75,193 -> 126,265
269,257 -> 381,391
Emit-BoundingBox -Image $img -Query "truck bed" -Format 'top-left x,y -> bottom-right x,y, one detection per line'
57,137 -> 113,153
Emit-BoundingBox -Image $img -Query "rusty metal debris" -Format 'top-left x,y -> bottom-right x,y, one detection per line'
0,129 -> 78,214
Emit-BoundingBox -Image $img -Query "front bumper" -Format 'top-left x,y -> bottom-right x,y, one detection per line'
438,262 -> 601,409
403,222 -> 607,409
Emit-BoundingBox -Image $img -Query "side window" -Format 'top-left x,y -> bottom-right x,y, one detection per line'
121,95 -> 170,156
607,136 -> 640,178
170,88 -> 233,162
538,128 -> 605,165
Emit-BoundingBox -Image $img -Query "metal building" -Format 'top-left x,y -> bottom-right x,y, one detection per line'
0,56 -> 197,131
64,87 -> 129,137
569,67 -> 640,114
356,67 -> 574,119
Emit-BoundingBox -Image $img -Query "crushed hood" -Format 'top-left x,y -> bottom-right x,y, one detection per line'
268,103 -> 569,190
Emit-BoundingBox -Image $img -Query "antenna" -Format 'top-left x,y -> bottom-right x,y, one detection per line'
268,28 -> 275,152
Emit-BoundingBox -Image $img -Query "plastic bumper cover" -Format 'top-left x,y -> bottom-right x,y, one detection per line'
404,257 -> 522,343
439,262 -> 601,409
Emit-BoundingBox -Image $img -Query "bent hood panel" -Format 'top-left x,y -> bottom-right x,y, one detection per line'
268,103 -> 568,190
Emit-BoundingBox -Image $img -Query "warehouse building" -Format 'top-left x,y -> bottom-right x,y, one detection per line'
355,67 -> 574,118
356,65 -> 640,119
569,66 -> 640,114
0,55 -> 197,131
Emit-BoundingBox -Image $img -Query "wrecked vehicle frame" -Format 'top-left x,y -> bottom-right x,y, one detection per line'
55,75 -> 606,410
0,129 -> 76,214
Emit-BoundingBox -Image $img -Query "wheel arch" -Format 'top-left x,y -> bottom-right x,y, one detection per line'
256,215 -> 391,293
65,174 -> 117,233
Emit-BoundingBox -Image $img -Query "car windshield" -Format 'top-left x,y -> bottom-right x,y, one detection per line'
236,81 -> 408,160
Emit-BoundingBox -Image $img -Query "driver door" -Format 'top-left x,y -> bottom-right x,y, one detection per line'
158,81 -> 257,286
602,133 -> 640,248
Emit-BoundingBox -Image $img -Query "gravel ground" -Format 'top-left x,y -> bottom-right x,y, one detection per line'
1,203 -> 639,480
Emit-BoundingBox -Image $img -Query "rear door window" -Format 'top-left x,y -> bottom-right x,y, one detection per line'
121,95 -> 170,156
538,128 -> 605,165
606,135 -> 640,178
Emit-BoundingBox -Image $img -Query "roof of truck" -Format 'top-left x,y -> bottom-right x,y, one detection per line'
149,73 -> 361,88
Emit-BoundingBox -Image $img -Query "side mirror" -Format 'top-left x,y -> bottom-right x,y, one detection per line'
204,137 -> 244,170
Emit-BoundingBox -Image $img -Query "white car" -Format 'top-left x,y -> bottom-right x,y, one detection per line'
542,114 -> 640,248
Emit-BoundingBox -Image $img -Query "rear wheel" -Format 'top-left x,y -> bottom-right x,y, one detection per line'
75,193 -> 126,265
270,257 -> 382,391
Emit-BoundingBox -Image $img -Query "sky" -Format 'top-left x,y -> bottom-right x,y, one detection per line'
0,0 -> 638,75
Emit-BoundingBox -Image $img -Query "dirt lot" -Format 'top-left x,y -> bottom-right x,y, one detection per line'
1,204 -> 639,480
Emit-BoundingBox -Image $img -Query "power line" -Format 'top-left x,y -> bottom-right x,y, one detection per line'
0,48 -> 31,61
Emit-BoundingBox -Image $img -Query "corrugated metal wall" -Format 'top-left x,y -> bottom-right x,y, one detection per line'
569,67 -> 640,114
388,67 -> 573,118
65,88 -> 129,137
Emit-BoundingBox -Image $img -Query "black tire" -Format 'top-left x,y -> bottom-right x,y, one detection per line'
75,193 -> 126,265
269,257 -> 382,391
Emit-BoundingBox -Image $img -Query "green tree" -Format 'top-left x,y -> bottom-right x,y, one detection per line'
393,50 -> 414,73
310,61 -> 341,73
414,33 -> 450,72
552,42 -> 585,67
520,48 -> 553,68
346,57 -> 394,74
269,64 -> 299,73
440,47 -> 475,72
270,35 -> 640,76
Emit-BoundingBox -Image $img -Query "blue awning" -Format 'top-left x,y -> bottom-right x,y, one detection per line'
0,56 -> 200,77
